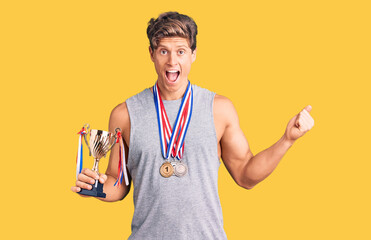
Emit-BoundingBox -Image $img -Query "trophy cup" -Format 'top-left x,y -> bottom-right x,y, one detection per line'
78,124 -> 120,198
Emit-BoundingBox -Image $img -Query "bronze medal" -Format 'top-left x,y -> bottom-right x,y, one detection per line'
174,162 -> 188,177
160,162 -> 174,178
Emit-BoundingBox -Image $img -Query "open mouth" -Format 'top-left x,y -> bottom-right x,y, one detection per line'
166,70 -> 180,82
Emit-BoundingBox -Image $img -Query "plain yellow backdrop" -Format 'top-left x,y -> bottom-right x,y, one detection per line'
1,0 -> 370,239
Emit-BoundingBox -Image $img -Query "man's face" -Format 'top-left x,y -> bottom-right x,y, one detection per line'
150,37 -> 196,93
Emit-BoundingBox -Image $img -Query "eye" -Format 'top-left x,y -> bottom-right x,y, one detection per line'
160,50 -> 167,55
178,50 -> 185,55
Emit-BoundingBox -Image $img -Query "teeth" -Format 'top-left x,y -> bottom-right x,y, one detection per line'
167,70 -> 179,73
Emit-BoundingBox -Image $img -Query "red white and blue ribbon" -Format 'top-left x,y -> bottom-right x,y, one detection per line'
76,126 -> 87,179
153,81 -> 193,160
114,131 -> 129,186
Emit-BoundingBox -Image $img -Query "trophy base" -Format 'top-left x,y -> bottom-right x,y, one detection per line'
78,180 -> 106,198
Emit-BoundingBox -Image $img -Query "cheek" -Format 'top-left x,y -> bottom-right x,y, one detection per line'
181,61 -> 192,74
154,60 -> 165,72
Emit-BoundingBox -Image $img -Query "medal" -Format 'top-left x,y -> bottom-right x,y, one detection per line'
160,162 -> 174,178
174,162 -> 188,177
153,81 -> 193,177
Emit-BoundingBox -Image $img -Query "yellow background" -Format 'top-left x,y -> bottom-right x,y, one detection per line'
1,0 -> 370,239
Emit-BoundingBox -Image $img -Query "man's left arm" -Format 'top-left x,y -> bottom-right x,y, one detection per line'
215,95 -> 314,189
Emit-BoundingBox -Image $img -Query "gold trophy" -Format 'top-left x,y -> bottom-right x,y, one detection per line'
78,124 -> 120,198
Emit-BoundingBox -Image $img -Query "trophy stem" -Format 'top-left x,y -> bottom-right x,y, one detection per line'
92,158 -> 100,174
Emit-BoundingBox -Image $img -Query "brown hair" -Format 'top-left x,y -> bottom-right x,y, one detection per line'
147,11 -> 198,52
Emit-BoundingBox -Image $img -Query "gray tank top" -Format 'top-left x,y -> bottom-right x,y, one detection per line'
126,85 -> 227,240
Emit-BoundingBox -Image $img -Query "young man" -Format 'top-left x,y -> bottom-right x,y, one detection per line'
71,12 -> 314,239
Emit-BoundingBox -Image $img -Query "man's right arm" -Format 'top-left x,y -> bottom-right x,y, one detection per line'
71,102 -> 132,202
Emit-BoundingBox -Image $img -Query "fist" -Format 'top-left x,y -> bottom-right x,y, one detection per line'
71,168 -> 107,195
285,105 -> 315,142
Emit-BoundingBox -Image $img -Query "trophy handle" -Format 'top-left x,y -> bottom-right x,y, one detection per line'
111,127 -> 122,150
82,123 -> 92,156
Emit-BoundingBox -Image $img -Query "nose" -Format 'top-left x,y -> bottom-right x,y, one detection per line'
167,52 -> 177,65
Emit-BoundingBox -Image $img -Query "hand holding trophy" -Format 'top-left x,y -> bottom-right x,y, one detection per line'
74,124 -> 129,198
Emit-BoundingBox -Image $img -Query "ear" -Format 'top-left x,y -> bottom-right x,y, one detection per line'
149,46 -> 154,62
191,48 -> 197,63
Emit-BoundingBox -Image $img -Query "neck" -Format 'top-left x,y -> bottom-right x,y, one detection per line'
156,81 -> 189,100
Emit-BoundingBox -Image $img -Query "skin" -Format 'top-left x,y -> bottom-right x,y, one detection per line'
71,37 -> 315,200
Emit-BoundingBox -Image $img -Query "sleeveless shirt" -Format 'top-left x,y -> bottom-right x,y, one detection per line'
126,85 -> 227,240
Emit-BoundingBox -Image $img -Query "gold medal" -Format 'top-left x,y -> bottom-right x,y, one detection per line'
160,162 -> 174,178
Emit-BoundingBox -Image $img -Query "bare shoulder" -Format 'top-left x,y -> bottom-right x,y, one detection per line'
214,94 -> 239,126
110,102 -> 129,120
213,94 -> 239,141
109,102 -> 130,135
214,94 -> 230,103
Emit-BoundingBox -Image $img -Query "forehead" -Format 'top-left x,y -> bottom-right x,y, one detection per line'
157,37 -> 190,49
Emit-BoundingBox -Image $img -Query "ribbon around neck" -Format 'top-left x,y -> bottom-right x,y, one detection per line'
153,81 -> 194,160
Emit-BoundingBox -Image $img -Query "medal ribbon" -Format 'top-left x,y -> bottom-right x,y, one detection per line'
76,127 -> 87,179
153,81 -> 193,160
114,131 -> 129,186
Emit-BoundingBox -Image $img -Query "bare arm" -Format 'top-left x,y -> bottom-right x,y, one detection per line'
101,102 -> 132,201
71,102 -> 132,202
214,95 -> 314,189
